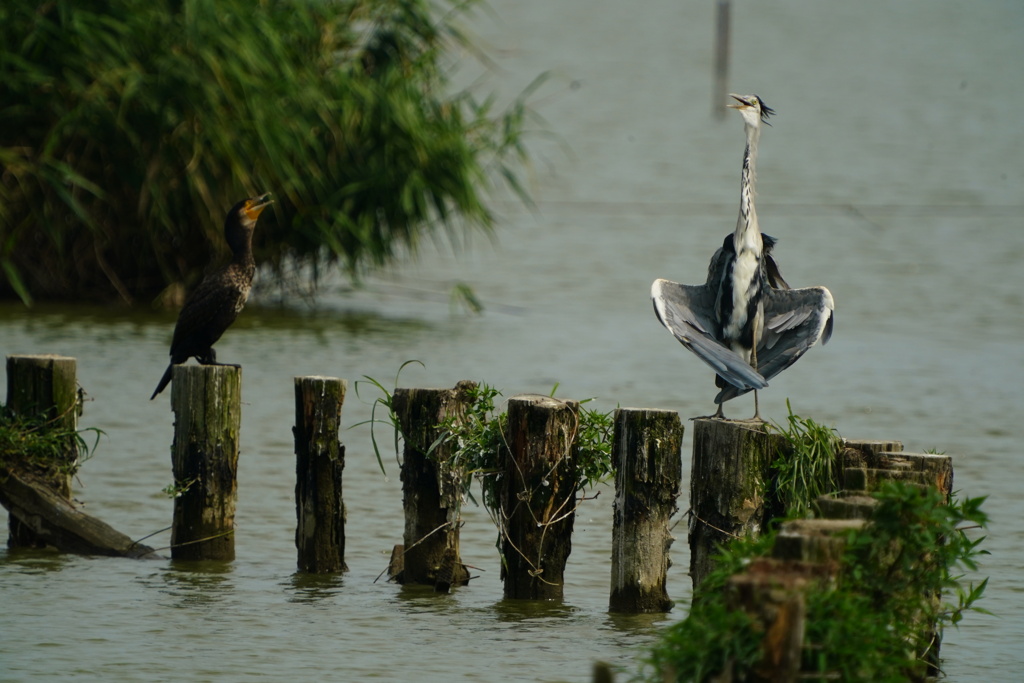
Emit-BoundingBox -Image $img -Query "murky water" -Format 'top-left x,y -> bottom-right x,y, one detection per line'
3,1 -> 1023,680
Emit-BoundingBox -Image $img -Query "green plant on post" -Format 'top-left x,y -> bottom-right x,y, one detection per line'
770,400 -> 842,518
352,359 -> 424,475
0,404 -> 102,478
636,482 -> 990,682
804,482 -> 990,680
430,383 -> 614,522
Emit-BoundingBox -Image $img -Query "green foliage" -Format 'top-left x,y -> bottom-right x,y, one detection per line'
0,0 -> 542,304
433,383 -> 614,518
769,400 -> 842,518
162,475 -> 199,499
639,532 -> 776,682
352,359 -> 424,475
636,483 -> 990,682
0,403 -> 101,478
805,483 -> 990,681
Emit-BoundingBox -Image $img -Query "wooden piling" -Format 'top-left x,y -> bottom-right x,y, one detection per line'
689,418 -> 785,588
712,0 -> 731,119
609,408 -> 683,613
294,376 -> 347,573
389,382 -> 475,590
499,394 -> 580,601
170,364 -> 241,561
4,354 -> 78,547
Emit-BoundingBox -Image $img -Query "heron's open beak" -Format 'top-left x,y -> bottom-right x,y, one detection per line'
726,94 -> 749,109
245,193 -> 274,221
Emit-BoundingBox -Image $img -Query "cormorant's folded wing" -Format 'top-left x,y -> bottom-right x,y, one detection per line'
651,278 -> 768,391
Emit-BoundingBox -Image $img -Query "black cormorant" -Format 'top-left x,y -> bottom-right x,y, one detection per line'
150,193 -> 272,400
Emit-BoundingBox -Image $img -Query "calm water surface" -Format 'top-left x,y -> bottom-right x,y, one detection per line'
3,1 -> 1023,681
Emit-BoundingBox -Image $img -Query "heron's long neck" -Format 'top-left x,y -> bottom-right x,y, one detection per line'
734,124 -> 762,253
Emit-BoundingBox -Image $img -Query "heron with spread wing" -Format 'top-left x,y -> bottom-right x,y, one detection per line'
652,95 -> 834,419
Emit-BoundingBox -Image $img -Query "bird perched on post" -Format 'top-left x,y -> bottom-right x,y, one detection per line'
652,95 -> 833,419
150,193 -> 273,399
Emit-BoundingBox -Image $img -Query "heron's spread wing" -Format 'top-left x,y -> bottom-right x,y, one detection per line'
715,285 -> 834,403
651,278 -> 768,391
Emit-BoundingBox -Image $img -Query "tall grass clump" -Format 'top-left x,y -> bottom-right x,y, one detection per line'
0,0 -> 542,304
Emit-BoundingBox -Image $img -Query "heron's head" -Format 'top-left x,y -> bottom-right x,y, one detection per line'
728,94 -> 774,128
233,193 -> 274,228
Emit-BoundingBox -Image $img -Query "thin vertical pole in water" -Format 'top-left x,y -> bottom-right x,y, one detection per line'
712,0 -> 731,119
4,354 -> 78,547
389,382 -> 474,591
294,376 -> 348,573
170,364 -> 241,561
609,408 -> 683,613
499,394 -> 580,601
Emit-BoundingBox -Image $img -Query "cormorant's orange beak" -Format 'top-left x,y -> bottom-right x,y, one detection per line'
244,193 -> 273,221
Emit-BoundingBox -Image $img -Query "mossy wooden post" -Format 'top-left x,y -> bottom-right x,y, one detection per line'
390,381 -> 474,590
170,364 -> 240,561
609,408 -> 683,613
294,376 -> 347,573
5,354 -> 79,548
499,394 -> 580,601
689,418 -> 784,588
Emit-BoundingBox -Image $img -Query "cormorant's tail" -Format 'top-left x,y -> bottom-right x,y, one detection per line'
151,364 -> 173,400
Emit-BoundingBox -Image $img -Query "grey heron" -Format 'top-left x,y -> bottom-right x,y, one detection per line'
651,94 -> 834,419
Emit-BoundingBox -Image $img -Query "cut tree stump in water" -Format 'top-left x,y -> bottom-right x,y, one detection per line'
170,364 -> 241,561
389,382 -> 475,591
4,354 -> 78,548
499,394 -> 580,601
294,376 -> 347,573
689,418 -> 786,588
609,407 -> 683,613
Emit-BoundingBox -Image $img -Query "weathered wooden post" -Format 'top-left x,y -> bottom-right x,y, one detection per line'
294,376 -> 347,573
609,408 -> 683,613
689,418 -> 785,588
170,364 -> 241,561
5,354 -> 79,547
499,394 -> 580,601
712,0 -> 731,119
389,381 -> 474,590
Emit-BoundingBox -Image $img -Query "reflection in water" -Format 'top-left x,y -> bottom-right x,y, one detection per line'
0,547 -> 71,574
157,560 -> 235,609
285,571 -> 345,604
602,611 -> 673,637
392,582 -> 459,614
493,598 -> 580,623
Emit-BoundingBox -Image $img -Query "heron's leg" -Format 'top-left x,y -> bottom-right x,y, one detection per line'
714,403 -> 725,419
749,345 -> 763,421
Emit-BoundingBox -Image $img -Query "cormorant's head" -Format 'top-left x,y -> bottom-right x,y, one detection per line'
727,94 -> 774,128
236,193 -> 273,227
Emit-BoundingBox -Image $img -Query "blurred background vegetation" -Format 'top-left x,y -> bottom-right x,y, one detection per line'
0,0 -> 540,306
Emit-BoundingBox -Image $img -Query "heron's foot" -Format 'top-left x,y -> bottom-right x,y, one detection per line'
691,404 -> 727,420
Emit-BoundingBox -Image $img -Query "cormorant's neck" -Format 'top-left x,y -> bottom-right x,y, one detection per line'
225,220 -> 255,266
